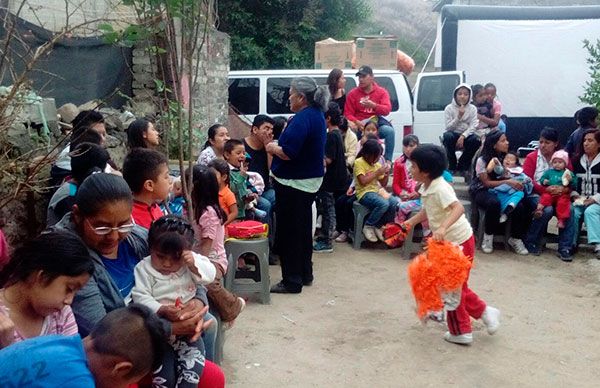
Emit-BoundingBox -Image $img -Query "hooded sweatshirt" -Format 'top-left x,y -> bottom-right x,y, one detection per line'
444,83 -> 479,137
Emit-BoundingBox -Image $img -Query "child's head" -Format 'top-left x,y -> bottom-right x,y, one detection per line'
251,115 -> 275,143
453,85 -> 471,106
84,304 -> 168,386
127,118 -> 160,149
208,158 -> 230,188
325,102 -> 343,128
171,176 -> 182,197
402,134 -> 419,158
363,117 -> 379,137
481,130 -> 508,162
357,138 -> 383,165
0,231 -> 94,316
409,144 -> 447,183
503,151 -> 520,168
471,84 -> 487,105
73,173 -> 134,256
147,215 -> 194,274
122,148 -> 170,201
223,139 -> 246,168
577,106 -> 599,129
191,165 -> 226,224
70,126 -> 104,148
551,150 -> 569,171
484,82 -> 497,103
339,116 -> 349,133
204,123 -> 230,152
70,142 -> 110,183
71,110 -> 106,142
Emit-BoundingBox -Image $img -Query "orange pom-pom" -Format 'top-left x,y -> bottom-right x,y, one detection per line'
407,239 -> 472,319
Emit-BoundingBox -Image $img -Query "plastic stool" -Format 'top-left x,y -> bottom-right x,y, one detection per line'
401,221 -> 424,259
225,238 -> 271,304
350,201 -> 370,250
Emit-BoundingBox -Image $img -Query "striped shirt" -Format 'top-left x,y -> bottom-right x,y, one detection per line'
0,303 -> 78,342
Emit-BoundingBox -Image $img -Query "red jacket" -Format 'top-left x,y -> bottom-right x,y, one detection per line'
392,155 -> 417,196
344,82 -> 392,122
132,200 -> 165,229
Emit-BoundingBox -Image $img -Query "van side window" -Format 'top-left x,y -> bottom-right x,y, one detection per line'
229,78 -> 259,114
267,78 -> 292,114
416,74 -> 460,111
374,77 -> 399,112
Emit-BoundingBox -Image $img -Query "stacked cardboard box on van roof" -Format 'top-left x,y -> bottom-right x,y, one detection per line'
314,36 -> 398,70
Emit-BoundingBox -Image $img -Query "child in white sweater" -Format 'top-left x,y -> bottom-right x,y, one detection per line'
131,215 -> 215,388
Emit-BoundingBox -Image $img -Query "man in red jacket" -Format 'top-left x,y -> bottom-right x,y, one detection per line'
344,65 -> 395,161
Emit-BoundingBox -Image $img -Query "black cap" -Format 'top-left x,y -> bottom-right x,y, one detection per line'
355,65 -> 373,76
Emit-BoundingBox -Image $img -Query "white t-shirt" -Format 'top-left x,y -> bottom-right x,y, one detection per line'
419,176 -> 472,245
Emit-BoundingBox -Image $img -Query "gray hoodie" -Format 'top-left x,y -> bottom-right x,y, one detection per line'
48,213 -> 208,336
444,83 -> 479,138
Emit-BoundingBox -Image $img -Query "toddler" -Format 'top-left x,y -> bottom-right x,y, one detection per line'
131,215 -> 216,388
168,176 -> 186,216
536,150 -> 577,228
487,151 -> 532,223
208,158 -> 238,225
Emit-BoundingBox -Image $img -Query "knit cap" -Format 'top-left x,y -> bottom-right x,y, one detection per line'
551,150 -> 569,166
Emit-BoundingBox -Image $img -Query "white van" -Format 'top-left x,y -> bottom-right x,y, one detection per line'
228,69 -> 414,161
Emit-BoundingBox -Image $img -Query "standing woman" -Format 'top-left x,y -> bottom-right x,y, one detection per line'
572,129 -> 600,258
266,77 -> 329,294
327,68 -> 347,113
469,130 -> 530,255
126,118 -> 161,149
197,124 -> 230,166
522,127 -> 575,259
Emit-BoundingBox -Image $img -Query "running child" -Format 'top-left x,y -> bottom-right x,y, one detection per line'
404,144 -> 500,345
131,215 -> 216,388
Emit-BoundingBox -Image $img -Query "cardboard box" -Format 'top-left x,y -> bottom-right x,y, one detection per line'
314,38 -> 354,69
355,37 -> 398,69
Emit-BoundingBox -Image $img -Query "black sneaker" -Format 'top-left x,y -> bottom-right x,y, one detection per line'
558,250 -> 573,262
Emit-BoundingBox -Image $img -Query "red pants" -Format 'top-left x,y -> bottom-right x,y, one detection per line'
131,360 -> 225,388
446,235 -> 487,335
539,192 -> 571,221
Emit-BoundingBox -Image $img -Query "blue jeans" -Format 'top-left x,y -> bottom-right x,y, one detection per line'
524,195 -> 574,253
258,188 -> 276,247
378,124 -> 395,162
572,203 -> 600,246
359,192 -> 399,227
202,311 -> 217,362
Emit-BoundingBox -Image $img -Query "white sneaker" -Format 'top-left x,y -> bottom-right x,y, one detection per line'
334,231 -> 348,243
362,226 -> 378,242
481,306 -> 500,335
481,233 -> 494,254
499,214 -> 508,224
374,227 -> 385,242
508,238 -> 529,255
444,331 -> 473,345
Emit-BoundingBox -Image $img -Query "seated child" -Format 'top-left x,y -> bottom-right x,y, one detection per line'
354,139 -> 398,242
123,148 -> 171,229
356,117 -> 385,164
167,176 -> 186,216
131,215 -> 216,388
392,134 -> 422,223
535,150 -> 577,229
487,151 -> 532,223
208,158 -> 238,226
223,139 -> 266,222
242,155 -> 267,222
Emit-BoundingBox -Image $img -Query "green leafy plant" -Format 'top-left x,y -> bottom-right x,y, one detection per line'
581,39 -> 600,109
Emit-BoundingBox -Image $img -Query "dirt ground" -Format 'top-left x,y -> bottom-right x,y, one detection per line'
221,242 -> 600,387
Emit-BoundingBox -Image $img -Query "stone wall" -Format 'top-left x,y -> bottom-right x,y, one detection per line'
131,27 -> 230,158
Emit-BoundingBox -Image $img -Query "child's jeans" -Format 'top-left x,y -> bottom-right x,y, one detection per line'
539,192 -> 571,221
359,192 -> 399,227
154,335 -> 205,388
445,235 -> 487,335
490,186 -> 524,212
572,203 -> 600,246
316,190 -> 336,243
